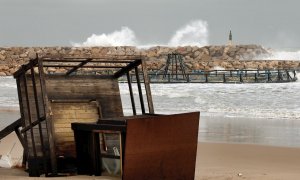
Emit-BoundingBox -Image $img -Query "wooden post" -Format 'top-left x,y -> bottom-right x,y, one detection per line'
223,74 -> 226,83
30,67 -> 48,176
16,77 -> 28,166
135,67 -> 145,114
255,73 -> 258,82
239,73 -> 243,83
171,55 -> 174,79
141,59 -> 154,114
23,74 -> 38,159
175,55 -> 178,80
267,71 -> 271,82
286,70 -> 290,81
38,59 -> 58,176
205,73 -> 208,83
127,72 -> 136,115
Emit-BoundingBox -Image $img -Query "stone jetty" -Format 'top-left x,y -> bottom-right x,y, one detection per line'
0,45 -> 299,75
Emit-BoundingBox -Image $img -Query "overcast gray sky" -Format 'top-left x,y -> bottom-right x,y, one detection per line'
0,0 -> 299,49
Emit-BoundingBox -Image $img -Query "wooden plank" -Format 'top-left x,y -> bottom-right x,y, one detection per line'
114,59 -> 142,78
46,77 -> 123,118
23,74 -> 38,159
15,127 -> 25,148
38,59 -> 58,175
51,102 -> 99,157
135,67 -> 145,114
0,118 -> 22,140
141,59 -> 154,114
13,58 -> 38,78
43,59 -> 133,63
16,77 -> 29,161
126,72 -> 136,115
66,58 -> 93,75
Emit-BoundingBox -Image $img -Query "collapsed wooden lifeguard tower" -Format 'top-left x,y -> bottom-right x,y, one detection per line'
11,55 -> 199,179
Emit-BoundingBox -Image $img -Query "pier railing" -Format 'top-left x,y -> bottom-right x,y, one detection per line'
120,69 -> 297,83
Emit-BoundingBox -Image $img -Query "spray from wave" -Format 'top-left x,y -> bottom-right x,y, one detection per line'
168,20 -> 208,47
72,27 -> 138,47
258,50 -> 300,61
72,20 -> 209,48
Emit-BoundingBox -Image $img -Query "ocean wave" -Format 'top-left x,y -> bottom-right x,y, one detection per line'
72,20 -> 209,48
120,82 -> 300,120
0,77 -> 299,120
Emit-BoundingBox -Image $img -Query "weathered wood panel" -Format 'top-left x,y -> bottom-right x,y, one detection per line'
18,75 -> 49,159
51,102 -> 100,157
45,75 -> 123,118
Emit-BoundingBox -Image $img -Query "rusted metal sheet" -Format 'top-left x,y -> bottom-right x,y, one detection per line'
123,112 -> 199,180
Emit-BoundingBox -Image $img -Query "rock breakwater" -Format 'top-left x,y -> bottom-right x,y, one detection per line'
0,45 -> 299,75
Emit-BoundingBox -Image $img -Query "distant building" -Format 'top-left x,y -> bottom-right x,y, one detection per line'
228,30 -> 233,46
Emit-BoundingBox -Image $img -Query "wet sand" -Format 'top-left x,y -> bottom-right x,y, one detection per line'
195,142 -> 300,180
0,109 -> 20,131
1,139 -> 300,179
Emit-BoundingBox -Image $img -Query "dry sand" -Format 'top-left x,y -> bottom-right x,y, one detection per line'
1,134 -> 300,179
0,133 -> 23,167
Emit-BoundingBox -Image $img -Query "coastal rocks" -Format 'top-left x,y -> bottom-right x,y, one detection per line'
0,45 -> 298,75
0,54 -> 5,61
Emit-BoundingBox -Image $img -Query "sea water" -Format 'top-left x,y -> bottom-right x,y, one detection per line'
0,76 -> 300,147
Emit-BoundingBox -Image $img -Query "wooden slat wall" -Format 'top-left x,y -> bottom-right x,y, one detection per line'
19,75 -> 49,158
51,102 -> 99,157
45,75 -> 123,118
45,75 -> 123,157
19,75 -> 123,161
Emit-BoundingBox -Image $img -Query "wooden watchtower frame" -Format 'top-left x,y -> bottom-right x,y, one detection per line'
13,55 -> 200,179
13,56 -> 153,175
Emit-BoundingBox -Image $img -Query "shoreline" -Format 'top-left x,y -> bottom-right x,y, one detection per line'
0,141 -> 300,179
0,108 -> 19,112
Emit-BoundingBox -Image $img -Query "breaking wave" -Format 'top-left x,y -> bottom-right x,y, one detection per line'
168,20 -> 208,47
119,83 -> 300,120
72,27 -> 138,47
73,20 -> 209,48
257,49 -> 300,61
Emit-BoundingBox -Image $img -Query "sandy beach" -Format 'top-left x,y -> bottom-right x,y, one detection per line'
195,142 -> 300,180
1,135 -> 300,179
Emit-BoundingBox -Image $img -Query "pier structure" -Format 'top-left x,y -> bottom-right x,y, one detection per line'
143,69 -> 297,83
155,53 -> 190,81
121,53 -> 298,83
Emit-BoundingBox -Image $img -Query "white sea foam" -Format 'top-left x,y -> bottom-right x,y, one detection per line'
118,82 -> 300,120
73,20 -> 209,48
0,74 -> 299,120
0,77 -> 18,108
256,49 -> 300,61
